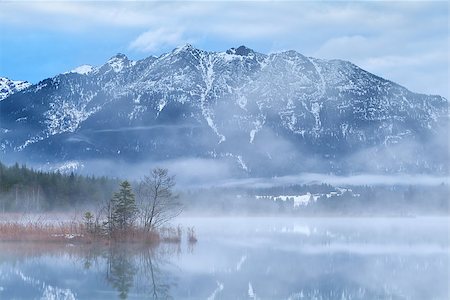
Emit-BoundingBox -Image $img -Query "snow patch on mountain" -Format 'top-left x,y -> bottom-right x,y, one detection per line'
15,135 -> 47,152
54,161 -> 84,173
100,53 -> 134,73
108,55 -> 127,72
224,152 -> 249,171
157,99 -> 167,115
237,155 -> 248,171
308,57 -> 326,99
250,117 -> 265,143
310,102 -> 322,132
0,77 -> 31,101
207,281 -> 224,300
66,65 -> 94,75
45,92 -> 99,135
129,105 -> 147,120
199,51 -> 226,143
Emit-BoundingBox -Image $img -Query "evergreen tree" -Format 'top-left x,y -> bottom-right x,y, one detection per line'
111,181 -> 138,230
0,161 -> 117,211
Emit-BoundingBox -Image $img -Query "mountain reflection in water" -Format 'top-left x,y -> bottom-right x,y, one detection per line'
0,217 -> 448,299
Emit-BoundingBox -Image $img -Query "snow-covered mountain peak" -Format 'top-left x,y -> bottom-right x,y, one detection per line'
104,53 -> 132,73
66,64 -> 94,75
173,43 -> 196,54
109,53 -> 128,60
167,43 -> 207,62
0,77 -> 31,101
275,50 -> 308,60
0,45 -> 447,175
226,45 -> 256,57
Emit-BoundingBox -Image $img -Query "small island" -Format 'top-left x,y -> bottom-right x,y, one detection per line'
0,165 -> 197,245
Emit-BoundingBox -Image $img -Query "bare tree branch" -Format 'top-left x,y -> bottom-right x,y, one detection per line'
137,168 -> 182,231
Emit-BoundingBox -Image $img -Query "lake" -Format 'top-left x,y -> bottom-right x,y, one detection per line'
0,217 -> 448,299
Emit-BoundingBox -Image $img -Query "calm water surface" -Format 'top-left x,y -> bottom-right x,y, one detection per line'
0,217 -> 448,299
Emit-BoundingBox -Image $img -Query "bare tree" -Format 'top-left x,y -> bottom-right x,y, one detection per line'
96,195 -> 114,235
137,168 -> 182,231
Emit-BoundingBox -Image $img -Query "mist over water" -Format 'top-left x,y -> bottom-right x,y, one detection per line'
0,217 -> 448,299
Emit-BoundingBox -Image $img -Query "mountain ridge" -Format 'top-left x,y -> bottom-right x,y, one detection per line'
0,45 -> 448,176
0,77 -> 31,101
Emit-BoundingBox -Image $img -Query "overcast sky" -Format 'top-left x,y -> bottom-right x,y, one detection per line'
0,1 -> 448,98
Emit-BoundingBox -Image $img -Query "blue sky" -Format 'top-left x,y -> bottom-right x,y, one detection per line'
0,1 -> 448,98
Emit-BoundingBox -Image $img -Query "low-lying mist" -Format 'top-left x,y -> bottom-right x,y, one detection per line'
36,156 -> 449,188
1,149 -> 448,216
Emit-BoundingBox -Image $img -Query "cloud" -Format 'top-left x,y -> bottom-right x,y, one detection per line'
315,34 -> 449,97
0,1 -> 447,97
359,50 -> 448,97
0,2 -> 158,29
129,27 -> 190,52
315,35 -> 380,60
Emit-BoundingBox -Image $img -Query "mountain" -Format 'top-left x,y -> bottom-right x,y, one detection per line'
0,77 -> 31,101
0,45 -> 448,176
64,64 -> 94,75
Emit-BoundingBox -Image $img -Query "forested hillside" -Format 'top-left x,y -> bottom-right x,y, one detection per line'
0,162 -> 117,211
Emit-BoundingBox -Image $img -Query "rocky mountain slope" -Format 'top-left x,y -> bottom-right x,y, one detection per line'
0,77 -> 31,101
0,45 -> 448,175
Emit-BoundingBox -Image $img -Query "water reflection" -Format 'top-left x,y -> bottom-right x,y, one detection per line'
0,217 -> 448,299
107,247 -> 137,299
0,241 -> 182,299
97,244 -> 180,299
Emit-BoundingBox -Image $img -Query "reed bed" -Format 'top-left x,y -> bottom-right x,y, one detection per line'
0,221 -> 86,243
0,220 -> 193,245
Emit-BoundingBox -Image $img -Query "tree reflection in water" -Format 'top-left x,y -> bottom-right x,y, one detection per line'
99,243 -> 182,299
106,246 -> 137,299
